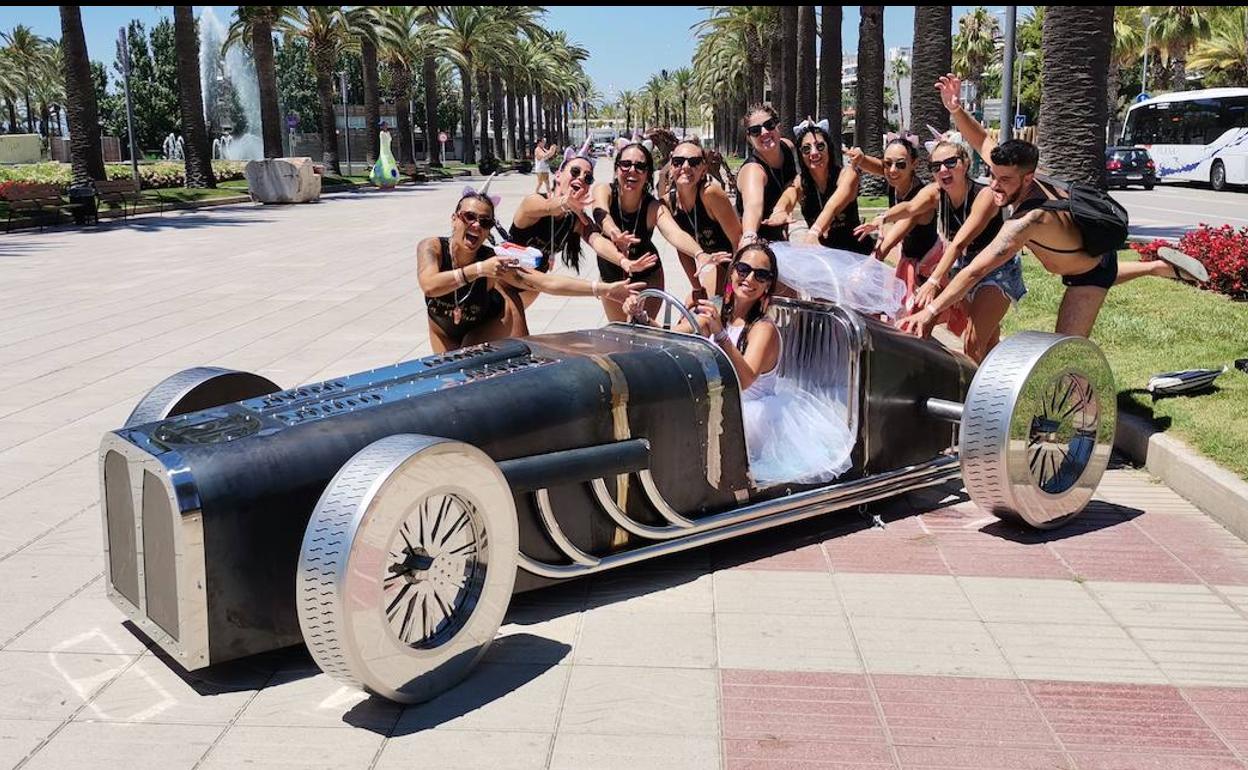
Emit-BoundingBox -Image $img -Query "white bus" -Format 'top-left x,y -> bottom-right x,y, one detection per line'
1120,88 -> 1248,191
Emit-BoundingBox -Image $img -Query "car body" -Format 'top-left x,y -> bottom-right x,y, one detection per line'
99,294 -> 1116,703
1105,146 -> 1157,189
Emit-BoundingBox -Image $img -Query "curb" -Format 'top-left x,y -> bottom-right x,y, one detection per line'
1114,412 -> 1248,543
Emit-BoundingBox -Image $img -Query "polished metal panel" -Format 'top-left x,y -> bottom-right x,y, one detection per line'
518,456 -> 960,579
142,470 -> 179,639
296,434 -> 519,704
590,478 -> 686,539
960,332 -> 1116,529
767,297 -> 862,440
125,367 -> 280,428
534,489 -> 600,566
103,450 -> 140,607
637,470 -> 696,528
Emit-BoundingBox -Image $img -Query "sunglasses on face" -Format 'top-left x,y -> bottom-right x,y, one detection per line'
567,166 -> 593,184
929,157 -> 961,172
800,141 -> 828,155
458,210 -> 496,230
883,159 -> 909,170
616,159 -> 650,172
733,262 -> 775,283
670,156 -> 705,168
746,117 -> 779,137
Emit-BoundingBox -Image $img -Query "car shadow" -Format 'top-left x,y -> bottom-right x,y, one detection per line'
133,626 -> 308,693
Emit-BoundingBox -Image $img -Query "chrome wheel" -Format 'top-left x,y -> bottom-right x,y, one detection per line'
125,367 -> 279,428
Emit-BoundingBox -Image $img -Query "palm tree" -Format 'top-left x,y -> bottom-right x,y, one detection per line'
33,47 -> 64,139
670,68 -> 693,135
618,89 -> 637,136
225,7 -> 285,158
439,7 -> 505,164
693,6 -> 771,105
1149,6 -> 1215,92
278,6 -> 357,174
645,73 -> 664,129
1189,8 -> 1248,86
1,47 -> 19,133
818,6 -> 843,162
797,6 -> 816,122
174,7 -> 215,187
59,5 -> 104,181
952,7 -> 999,115
692,15 -> 749,156
1106,7 -> 1144,141
2,25 -> 54,133
347,7 -> 386,166
1039,6 -> 1114,186
856,6 -> 886,195
890,52 -> 910,130
911,6 -> 952,140
778,6 -> 798,133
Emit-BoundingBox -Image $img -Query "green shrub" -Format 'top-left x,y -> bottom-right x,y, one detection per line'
0,161 -> 247,192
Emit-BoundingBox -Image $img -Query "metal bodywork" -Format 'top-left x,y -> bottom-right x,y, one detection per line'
99,298 -> 984,671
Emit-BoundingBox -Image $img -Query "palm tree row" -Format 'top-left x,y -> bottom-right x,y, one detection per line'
1,24 -> 65,137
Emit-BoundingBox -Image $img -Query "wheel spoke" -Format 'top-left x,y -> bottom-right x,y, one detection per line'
386,582 -> 413,617
429,495 -> 453,546
439,510 -> 470,548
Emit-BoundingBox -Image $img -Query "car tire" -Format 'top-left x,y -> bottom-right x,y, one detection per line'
296,434 -> 519,704
1143,183 -> 1154,191
1210,160 -> 1227,192
959,332 -> 1117,530
124,367 -> 280,428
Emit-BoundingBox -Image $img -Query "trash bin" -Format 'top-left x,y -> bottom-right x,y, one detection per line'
67,182 -> 97,225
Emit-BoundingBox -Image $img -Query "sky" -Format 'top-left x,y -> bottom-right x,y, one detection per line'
4,6 -> 987,96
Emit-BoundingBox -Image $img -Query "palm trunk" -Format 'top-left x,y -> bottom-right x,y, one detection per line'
779,6 -> 797,134
505,78 -> 517,161
476,71 -> 490,160
5,98 -> 16,134
518,88 -> 528,157
24,92 -> 35,134
533,85 -> 543,143
1106,58 -> 1122,143
362,38 -> 381,165
911,6 -> 951,146
312,49 -> 340,174
459,63 -> 475,163
1171,42 -> 1188,92
819,6 -> 843,164
796,5 -> 816,122
174,6 -> 215,187
60,5 -> 105,182
252,17 -> 282,158
422,53 -> 440,165
1039,6 -> 1113,187
856,5 -> 886,195
393,64 -> 413,165
746,27 -> 766,104
490,72 -> 505,159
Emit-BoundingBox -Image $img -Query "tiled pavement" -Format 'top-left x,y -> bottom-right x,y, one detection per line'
2,165 -> 1247,769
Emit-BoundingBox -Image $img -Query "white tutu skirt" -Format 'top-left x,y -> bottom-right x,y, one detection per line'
741,381 -> 854,487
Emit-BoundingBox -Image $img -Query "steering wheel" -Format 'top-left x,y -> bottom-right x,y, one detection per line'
633,288 -> 702,333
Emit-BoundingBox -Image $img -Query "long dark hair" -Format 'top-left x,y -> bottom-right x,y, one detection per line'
611,142 -> 655,195
796,124 -> 835,201
554,155 -> 593,271
721,241 -> 779,354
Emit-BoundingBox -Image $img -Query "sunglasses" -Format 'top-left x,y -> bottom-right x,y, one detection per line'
670,156 -> 705,168
733,262 -> 775,283
800,141 -> 828,155
567,165 -> 593,184
929,157 -> 961,172
458,210 -> 496,230
616,159 -> 650,172
746,117 -> 779,137
883,159 -> 909,170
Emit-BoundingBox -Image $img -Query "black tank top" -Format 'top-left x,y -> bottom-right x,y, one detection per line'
889,181 -> 939,259
939,180 -> 1002,259
610,186 -> 659,261
668,185 -> 733,254
801,166 -> 868,253
424,237 -> 499,326
739,142 -> 798,241
507,195 -> 578,270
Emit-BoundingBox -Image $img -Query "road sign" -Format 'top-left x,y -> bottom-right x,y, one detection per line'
286,114 -> 299,129
1014,114 -> 1026,130
1135,92 -> 1151,103
438,131 -> 449,144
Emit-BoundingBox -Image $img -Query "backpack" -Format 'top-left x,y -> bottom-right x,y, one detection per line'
1017,176 -> 1129,256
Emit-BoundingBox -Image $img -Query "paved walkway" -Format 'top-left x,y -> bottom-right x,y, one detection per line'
2,167 -> 1247,769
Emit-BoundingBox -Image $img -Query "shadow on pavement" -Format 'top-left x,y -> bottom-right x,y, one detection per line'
978,500 -> 1144,544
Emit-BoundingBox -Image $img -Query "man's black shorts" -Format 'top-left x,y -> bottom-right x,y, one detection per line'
1061,250 -> 1118,290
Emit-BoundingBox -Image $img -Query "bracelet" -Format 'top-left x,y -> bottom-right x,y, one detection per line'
713,329 -> 729,343
590,279 -> 599,298
741,230 -> 758,242
455,267 -> 466,286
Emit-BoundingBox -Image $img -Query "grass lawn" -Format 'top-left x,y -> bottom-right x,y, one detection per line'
1000,250 -> 1248,480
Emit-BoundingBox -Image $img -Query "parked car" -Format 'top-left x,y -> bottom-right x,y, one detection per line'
1105,146 -> 1157,190
99,292 -> 1116,703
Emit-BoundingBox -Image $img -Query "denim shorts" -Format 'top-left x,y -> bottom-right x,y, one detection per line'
953,253 -> 1027,303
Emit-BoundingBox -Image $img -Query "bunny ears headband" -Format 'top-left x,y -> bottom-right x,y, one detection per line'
794,118 -> 830,137
461,174 -> 501,206
884,130 -> 921,149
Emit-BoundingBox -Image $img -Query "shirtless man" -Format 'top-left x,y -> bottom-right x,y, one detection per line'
899,74 -> 1207,339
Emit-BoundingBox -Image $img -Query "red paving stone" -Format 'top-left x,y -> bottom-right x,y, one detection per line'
722,672 -> 1248,770
1132,515 -> 1248,586
822,517 -> 950,576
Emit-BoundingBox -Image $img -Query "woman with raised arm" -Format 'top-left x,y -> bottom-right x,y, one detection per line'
532,137 -> 558,195
418,192 -> 641,352
736,105 -> 800,244
592,143 -> 731,321
765,118 -> 870,254
664,138 -> 741,300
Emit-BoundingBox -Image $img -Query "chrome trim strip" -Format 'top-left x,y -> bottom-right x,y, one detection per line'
637,470 -> 696,528
534,489 -> 599,566
590,478 -> 686,539
925,398 -> 965,423
519,456 -> 960,579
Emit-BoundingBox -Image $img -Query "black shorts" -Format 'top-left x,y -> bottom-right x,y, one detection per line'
1061,250 -> 1118,290
427,290 -> 506,340
597,255 -> 662,283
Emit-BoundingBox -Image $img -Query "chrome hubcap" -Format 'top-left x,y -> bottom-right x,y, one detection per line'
1026,373 -> 1099,494
383,492 -> 486,648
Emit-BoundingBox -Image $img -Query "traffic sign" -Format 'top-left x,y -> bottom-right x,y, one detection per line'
1014,114 -> 1026,130
438,131 -> 449,144
1135,92 -> 1151,103
286,114 -> 299,129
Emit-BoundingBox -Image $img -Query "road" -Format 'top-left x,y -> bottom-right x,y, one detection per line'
1114,183 -> 1248,242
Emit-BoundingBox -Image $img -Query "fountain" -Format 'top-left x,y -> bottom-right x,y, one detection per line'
198,8 -> 264,161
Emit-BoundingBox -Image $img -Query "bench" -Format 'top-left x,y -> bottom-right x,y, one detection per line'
4,184 -> 65,233
94,179 -> 153,221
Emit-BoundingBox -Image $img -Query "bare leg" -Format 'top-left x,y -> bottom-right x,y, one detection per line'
427,320 -> 455,354
1054,285 -> 1108,338
462,309 -> 516,347
1114,258 -> 1175,285
963,286 -> 1011,363
497,286 -> 529,337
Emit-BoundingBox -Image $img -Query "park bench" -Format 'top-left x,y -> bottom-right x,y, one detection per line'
3,184 -> 66,233
94,179 -> 153,222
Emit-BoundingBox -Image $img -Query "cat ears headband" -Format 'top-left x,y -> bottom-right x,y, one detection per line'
884,131 -> 921,149
794,117 -> 830,136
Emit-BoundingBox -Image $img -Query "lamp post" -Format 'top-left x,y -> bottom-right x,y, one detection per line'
1000,6 -> 1017,140
1140,10 -> 1151,97
339,72 -> 350,175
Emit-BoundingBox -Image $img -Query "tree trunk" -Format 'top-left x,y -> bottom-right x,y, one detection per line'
6,98 -> 17,134
460,63 -> 475,163
797,6 -> 817,122
477,71 -> 490,160
251,17 -> 283,159
24,93 -> 35,134
422,53 -> 440,165
1106,58 -> 1121,143
1170,42 -> 1187,92
361,38 -> 380,165
393,64 -> 413,165
910,6 -> 952,141
779,6 -> 798,134
60,5 -> 105,182
856,5 -> 886,195
819,6 -> 843,165
505,78 -> 517,161
519,89 -> 529,156
309,42 -> 340,174
534,86 -> 543,143
173,6 -> 215,187
490,72 -> 506,159
1039,5 -> 1113,187
745,27 -> 766,104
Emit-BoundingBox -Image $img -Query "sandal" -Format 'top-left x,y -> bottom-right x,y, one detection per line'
1156,247 -> 1209,285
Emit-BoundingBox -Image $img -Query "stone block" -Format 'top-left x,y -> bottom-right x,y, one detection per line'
243,157 -> 321,204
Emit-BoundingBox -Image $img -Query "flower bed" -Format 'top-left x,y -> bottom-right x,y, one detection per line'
0,161 -> 246,195
1132,224 -> 1248,301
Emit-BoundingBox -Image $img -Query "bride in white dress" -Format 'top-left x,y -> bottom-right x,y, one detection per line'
625,242 -> 854,486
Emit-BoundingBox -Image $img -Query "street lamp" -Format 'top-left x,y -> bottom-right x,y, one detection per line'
1140,10 -> 1151,97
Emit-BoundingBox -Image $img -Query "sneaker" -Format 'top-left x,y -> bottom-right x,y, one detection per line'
1156,247 -> 1209,284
